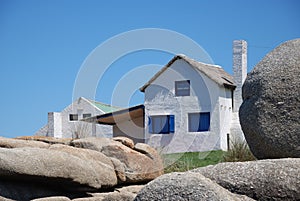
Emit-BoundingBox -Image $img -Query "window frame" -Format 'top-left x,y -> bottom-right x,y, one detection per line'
69,114 -> 79,121
148,115 -> 175,134
82,113 -> 92,119
175,80 -> 190,96
188,112 -> 210,132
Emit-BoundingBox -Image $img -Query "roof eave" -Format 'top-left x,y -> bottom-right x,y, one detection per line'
223,83 -> 236,90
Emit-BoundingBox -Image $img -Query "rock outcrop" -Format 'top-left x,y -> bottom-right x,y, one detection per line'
72,137 -> 164,184
239,39 -> 300,159
0,136 -> 163,201
192,158 -> 300,201
0,147 -> 117,191
134,172 -> 254,201
0,136 -> 49,149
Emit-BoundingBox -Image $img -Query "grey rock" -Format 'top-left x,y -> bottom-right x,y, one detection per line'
192,158 -> 300,201
0,179 -> 87,201
16,136 -> 72,145
239,38 -> 300,159
113,137 -> 135,149
73,185 -> 144,201
0,137 -> 49,149
110,157 -> 126,183
0,147 -> 117,191
134,172 -> 254,201
72,137 -> 164,183
73,192 -> 134,201
71,137 -> 113,152
31,196 -> 71,201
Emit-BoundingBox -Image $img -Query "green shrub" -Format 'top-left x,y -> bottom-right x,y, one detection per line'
222,140 -> 256,162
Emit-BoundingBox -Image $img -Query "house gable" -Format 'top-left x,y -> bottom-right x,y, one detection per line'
140,54 -> 236,92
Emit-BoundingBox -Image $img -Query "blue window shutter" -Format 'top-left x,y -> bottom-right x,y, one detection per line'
199,112 -> 210,131
148,117 -> 153,134
169,115 -> 175,133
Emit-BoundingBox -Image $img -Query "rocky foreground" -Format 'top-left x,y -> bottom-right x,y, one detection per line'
0,136 -> 163,201
1,136 -> 299,201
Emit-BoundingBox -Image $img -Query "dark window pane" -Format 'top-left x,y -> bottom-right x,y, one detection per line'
69,114 -> 78,121
149,115 -> 175,134
175,80 -> 190,96
188,112 -> 210,132
199,112 -> 210,131
83,113 -> 92,118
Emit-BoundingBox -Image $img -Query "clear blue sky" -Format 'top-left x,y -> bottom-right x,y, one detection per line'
0,0 -> 299,138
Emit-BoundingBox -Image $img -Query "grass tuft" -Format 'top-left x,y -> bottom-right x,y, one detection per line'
222,140 -> 256,162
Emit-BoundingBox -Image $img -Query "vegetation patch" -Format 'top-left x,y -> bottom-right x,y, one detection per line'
162,150 -> 225,173
162,141 -> 256,173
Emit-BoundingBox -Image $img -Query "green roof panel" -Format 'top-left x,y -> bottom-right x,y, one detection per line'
90,100 -> 121,113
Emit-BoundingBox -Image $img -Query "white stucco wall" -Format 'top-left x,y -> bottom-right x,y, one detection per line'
218,87 -> 233,150
35,97 -> 113,138
48,112 -> 63,138
144,59 -> 229,153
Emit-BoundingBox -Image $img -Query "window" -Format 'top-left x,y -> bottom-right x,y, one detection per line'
175,80 -> 190,96
83,113 -> 92,119
188,112 -> 210,132
149,115 -> 174,134
69,114 -> 78,121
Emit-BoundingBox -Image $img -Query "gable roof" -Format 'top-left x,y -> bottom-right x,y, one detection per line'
140,54 -> 236,92
85,98 -> 122,113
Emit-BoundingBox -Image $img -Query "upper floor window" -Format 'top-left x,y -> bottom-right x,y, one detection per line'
83,113 -> 92,119
188,112 -> 210,132
148,115 -> 175,134
69,114 -> 78,121
175,80 -> 190,96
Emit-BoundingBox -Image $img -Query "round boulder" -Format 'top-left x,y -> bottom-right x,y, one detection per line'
239,39 -> 300,159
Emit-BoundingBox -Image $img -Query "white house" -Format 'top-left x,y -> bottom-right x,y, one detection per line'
89,40 -> 247,153
35,97 -> 120,138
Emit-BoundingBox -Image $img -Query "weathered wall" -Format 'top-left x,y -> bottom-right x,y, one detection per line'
218,88 -> 233,150
144,59 -> 228,153
35,97 -> 113,138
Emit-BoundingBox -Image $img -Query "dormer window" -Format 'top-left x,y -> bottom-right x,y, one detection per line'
175,80 -> 190,96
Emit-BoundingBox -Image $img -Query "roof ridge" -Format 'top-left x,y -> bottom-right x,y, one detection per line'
140,54 -> 236,92
86,99 -> 122,109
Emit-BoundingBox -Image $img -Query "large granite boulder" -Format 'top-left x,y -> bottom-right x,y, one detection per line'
16,136 -> 72,145
32,197 -> 71,201
73,185 -> 144,201
134,172 -> 253,201
239,38 -> 300,159
0,136 -> 49,149
0,147 -> 117,191
0,136 -> 162,200
192,158 -> 300,201
72,137 -> 164,184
